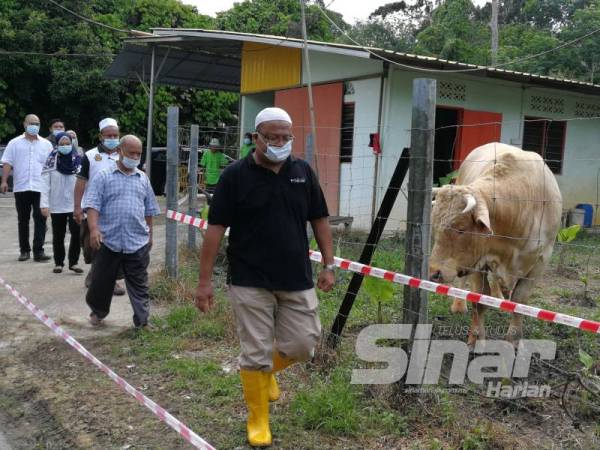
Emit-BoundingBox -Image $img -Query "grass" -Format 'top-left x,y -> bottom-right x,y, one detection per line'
291,368 -> 361,435
92,231 -> 600,448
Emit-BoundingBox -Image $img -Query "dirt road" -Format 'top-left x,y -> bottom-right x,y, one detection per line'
0,193 -> 167,448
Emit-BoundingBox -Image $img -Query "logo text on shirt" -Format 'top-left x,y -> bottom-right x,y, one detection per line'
290,177 -> 306,184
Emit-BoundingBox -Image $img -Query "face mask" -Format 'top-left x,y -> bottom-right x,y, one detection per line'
243,138 -> 251,145
57,145 -> 72,155
26,124 -> 40,136
265,140 -> 292,163
52,129 -> 63,136
121,156 -> 139,170
103,138 -> 119,150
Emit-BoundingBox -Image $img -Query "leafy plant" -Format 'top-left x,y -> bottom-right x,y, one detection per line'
557,224 -> 581,272
558,224 -> 581,243
439,170 -> 458,186
363,276 -> 395,323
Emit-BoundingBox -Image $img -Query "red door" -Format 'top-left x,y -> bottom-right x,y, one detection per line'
455,110 -> 502,169
275,83 -> 342,214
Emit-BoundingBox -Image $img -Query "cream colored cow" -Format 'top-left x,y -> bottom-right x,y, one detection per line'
429,143 -> 562,346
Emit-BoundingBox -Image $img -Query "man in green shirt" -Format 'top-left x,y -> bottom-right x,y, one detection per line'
239,132 -> 255,159
200,137 -> 228,194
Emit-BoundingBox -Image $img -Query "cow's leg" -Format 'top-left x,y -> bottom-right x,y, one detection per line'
506,279 -> 530,346
450,276 -> 468,314
467,273 -> 488,349
451,298 -> 468,314
506,264 -> 542,345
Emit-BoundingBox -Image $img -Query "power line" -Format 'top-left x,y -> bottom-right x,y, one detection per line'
0,50 -> 115,58
46,0 -> 130,34
315,2 -> 600,76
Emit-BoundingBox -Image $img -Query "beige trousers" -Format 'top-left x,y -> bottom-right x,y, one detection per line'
228,286 -> 321,371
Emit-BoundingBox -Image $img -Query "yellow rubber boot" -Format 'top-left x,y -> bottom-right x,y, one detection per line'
268,352 -> 296,402
268,374 -> 280,402
272,351 -> 295,372
240,370 -> 272,447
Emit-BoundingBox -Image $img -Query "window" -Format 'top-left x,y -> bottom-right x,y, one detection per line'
340,102 -> 355,163
522,117 -> 566,174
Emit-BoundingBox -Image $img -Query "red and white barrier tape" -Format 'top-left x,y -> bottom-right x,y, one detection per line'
169,209 -> 600,335
0,276 -> 215,450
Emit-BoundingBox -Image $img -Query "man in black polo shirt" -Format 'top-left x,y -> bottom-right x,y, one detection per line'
195,107 -> 335,447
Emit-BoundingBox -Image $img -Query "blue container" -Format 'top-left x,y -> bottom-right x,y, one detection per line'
575,203 -> 594,227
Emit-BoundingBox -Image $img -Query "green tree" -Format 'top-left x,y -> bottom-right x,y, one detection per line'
0,0 -> 241,147
559,1 -> 600,82
414,0 -> 491,65
215,0 -> 337,40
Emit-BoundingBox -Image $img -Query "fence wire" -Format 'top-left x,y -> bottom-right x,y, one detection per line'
168,117 -> 600,430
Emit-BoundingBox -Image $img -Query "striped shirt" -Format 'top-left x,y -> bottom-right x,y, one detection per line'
82,166 -> 160,253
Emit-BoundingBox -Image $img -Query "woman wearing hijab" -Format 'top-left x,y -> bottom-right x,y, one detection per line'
41,132 -> 84,274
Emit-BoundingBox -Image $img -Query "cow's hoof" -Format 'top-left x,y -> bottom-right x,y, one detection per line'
451,299 -> 468,314
467,334 -> 478,350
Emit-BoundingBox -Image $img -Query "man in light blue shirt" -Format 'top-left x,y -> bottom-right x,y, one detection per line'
82,135 -> 160,328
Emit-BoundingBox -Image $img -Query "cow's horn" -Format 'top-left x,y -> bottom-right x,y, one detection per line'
462,194 -> 477,214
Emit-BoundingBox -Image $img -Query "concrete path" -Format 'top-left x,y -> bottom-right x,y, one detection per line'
0,193 -> 166,340
0,192 -> 168,447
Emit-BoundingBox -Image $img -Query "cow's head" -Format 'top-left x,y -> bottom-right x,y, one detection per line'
429,185 -> 493,284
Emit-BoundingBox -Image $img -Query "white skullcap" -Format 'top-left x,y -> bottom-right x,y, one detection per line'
209,137 -> 220,146
99,117 -> 118,131
255,107 -> 292,129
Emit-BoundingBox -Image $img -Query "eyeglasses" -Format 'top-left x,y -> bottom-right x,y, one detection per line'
257,132 -> 294,146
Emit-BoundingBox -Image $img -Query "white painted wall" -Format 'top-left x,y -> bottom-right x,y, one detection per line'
240,92 -> 274,139
377,68 -> 600,231
242,61 -> 600,229
301,50 -> 383,85
338,77 -> 382,229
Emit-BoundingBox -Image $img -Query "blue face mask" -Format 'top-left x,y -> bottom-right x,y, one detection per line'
103,138 -> 119,150
57,145 -> 72,155
243,138 -> 251,145
26,124 -> 40,136
265,140 -> 292,163
121,156 -> 139,170
52,129 -> 64,136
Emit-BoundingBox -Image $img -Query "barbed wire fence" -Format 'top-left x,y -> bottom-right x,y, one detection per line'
162,80 -> 600,435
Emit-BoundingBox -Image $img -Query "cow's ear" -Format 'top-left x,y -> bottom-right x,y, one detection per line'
474,203 -> 493,235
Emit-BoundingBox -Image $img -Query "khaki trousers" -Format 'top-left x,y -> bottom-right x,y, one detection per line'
228,286 -> 321,371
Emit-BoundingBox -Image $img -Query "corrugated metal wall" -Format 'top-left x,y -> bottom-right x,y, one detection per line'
241,42 -> 301,94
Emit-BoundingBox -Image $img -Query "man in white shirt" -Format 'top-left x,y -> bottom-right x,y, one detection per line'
1,114 -> 53,261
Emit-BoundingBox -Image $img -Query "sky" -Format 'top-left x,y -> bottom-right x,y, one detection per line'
182,0 -> 489,24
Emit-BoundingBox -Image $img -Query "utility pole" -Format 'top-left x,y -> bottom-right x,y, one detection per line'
394,79 -> 435,399
166,106 -> 179,278
491,0 -> 499,66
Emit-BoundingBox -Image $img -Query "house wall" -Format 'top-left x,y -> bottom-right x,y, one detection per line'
240,55 -> 600,229
379,68 -> 600,231
520,88 -> 600,225
338,77 -> 382,228
301,50 -> 383,85
240,92 -> 274,139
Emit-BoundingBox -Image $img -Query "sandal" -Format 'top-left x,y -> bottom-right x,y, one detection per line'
89,313 -> 104,326
69,265 -> 84,274
53,266 -> 63,274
